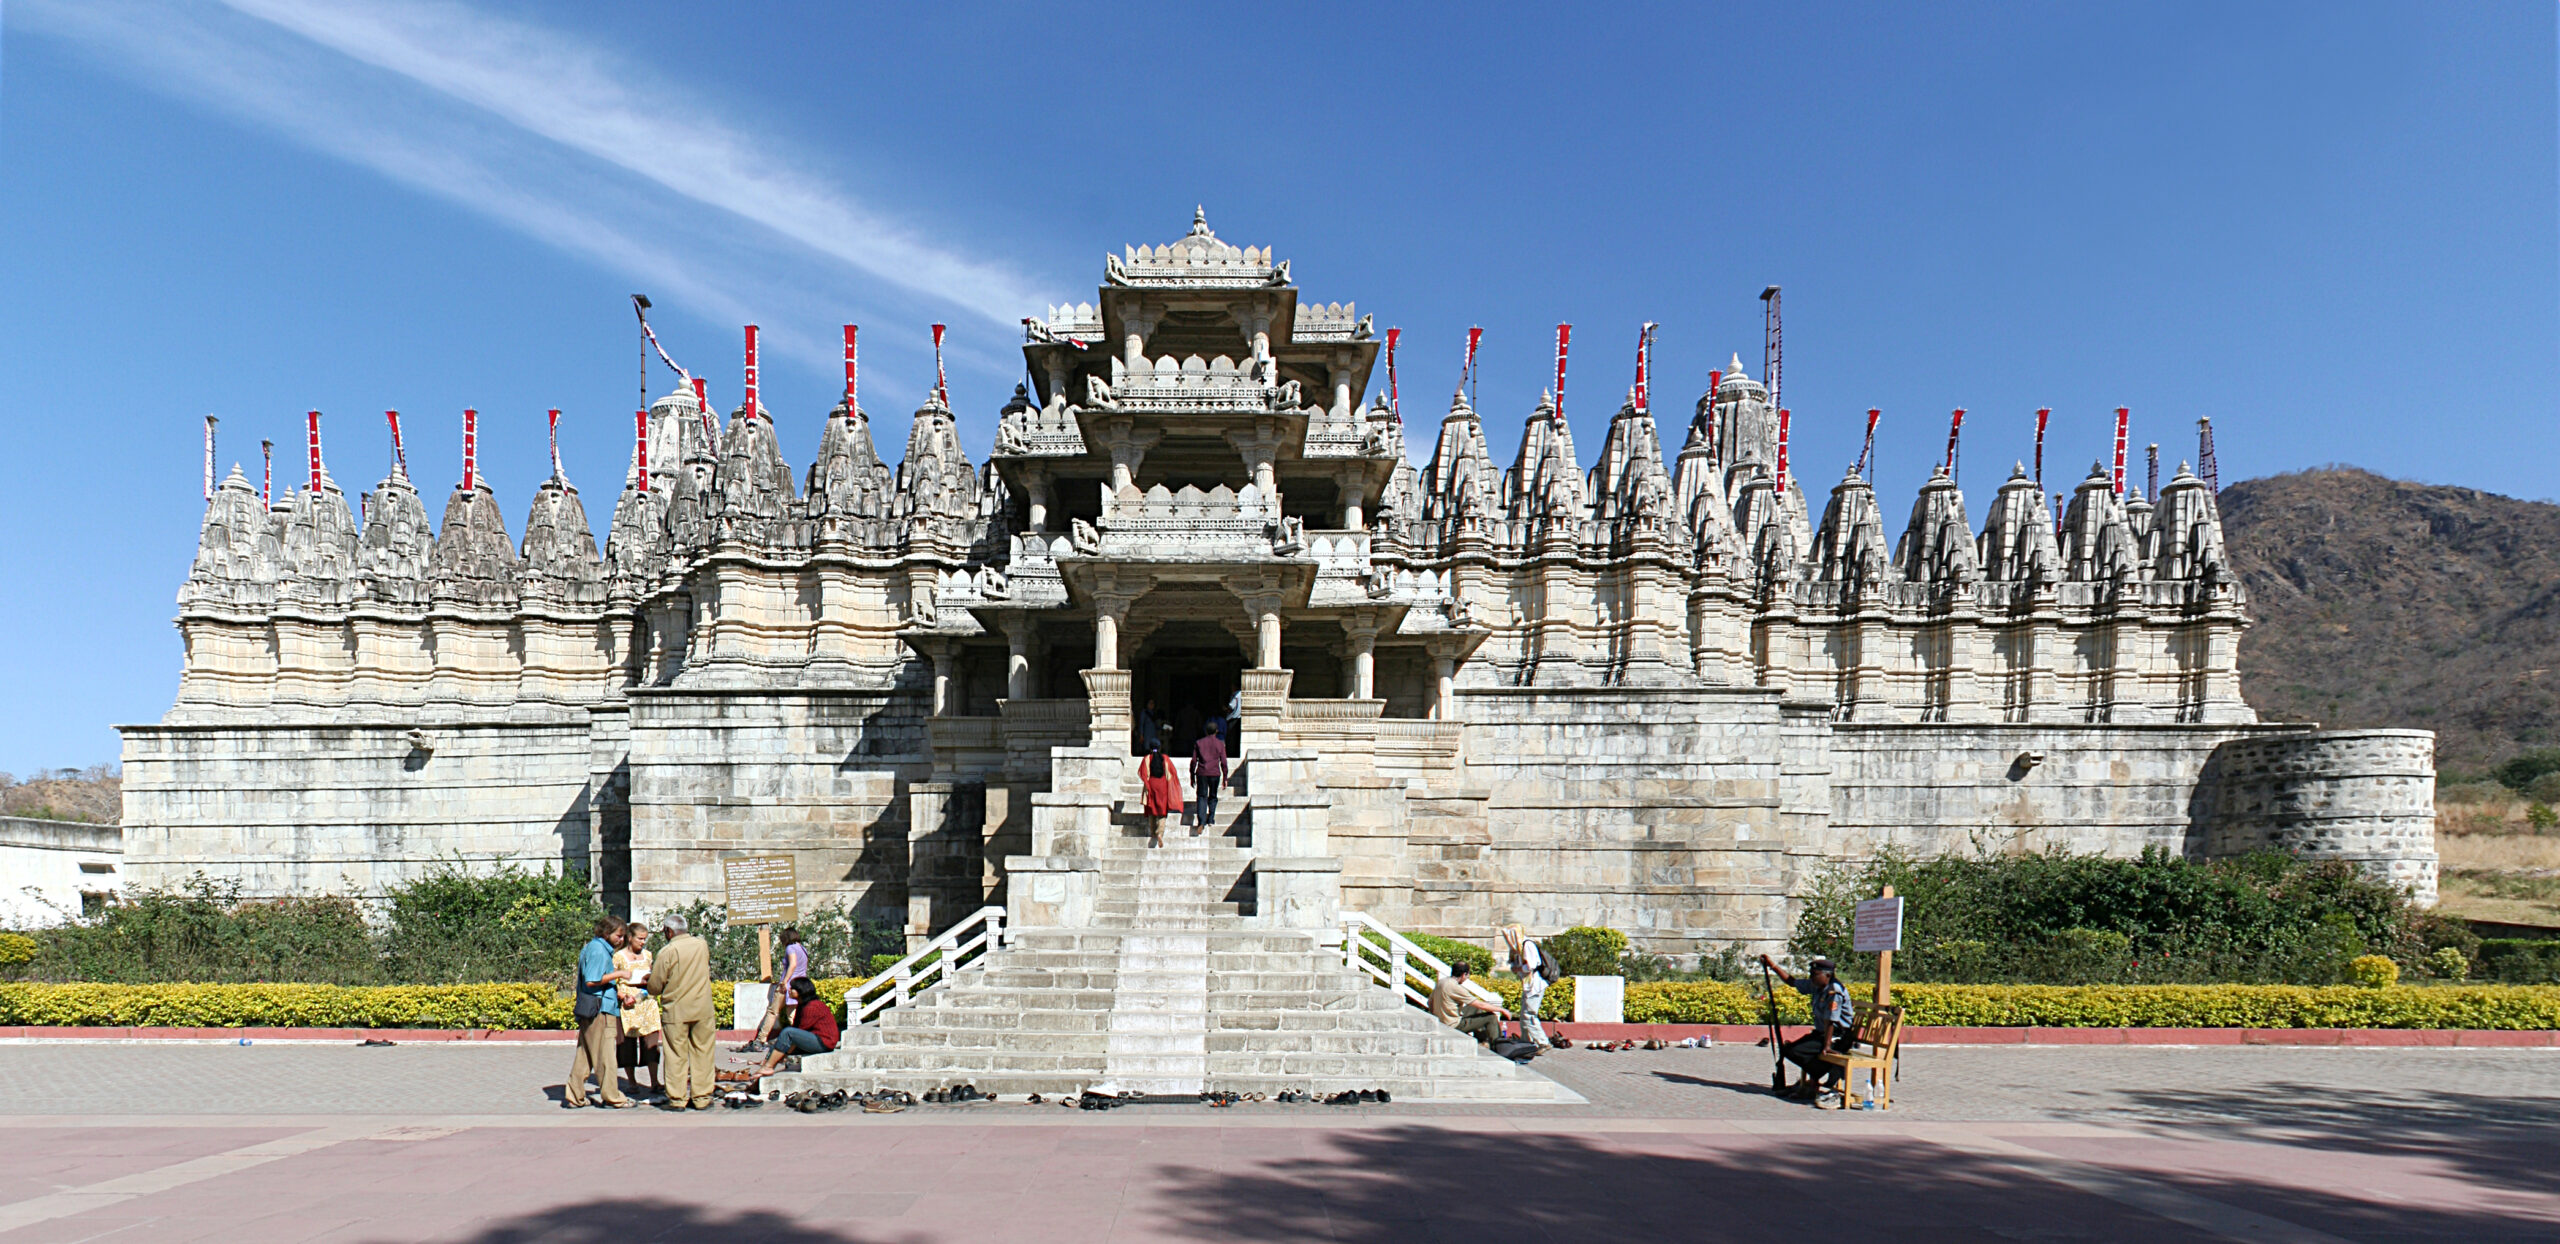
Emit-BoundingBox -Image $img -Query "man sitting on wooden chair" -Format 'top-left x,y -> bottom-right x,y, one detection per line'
1760,954 -> 1855,1102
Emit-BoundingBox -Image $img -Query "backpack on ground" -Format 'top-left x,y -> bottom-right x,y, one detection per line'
1489,1037 -> 1541,1063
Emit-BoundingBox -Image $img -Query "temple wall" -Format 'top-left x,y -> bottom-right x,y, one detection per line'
1413,685 -> 1800,956
119,720 -> 593,897
2203,729 -> 2438,905
622,689 -> 932,923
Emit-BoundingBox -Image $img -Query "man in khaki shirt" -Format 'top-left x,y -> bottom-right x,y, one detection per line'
1425,961 -> 1510,1045
647,913 -> 717,1110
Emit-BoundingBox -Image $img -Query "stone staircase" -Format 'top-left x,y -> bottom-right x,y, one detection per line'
766,797 -> 1575,1102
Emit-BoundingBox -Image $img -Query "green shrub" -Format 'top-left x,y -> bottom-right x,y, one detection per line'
2349,955 -> 2401,988
1407,933 -> 1494,977
1792,846 -> 2419,985
2531,804 -> 2559,831
25,877 -> 383,985
2429,946 -> 2472,982
378,862 -> 601,986
1543,927 -> 1627,977
2494,749 -> 2560,794
2479,939 -> 2560,984
0,932 -> 36,970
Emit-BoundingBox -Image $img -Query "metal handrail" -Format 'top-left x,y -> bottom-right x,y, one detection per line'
1340,911 -> 1451,1010
849,905 -> 1006,1025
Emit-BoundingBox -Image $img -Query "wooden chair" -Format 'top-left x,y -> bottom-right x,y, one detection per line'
1819,1003 -> 1904,1110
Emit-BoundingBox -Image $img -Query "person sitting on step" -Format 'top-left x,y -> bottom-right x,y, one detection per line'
1426,961 -> 1513,1045
751,977 -> 841,1076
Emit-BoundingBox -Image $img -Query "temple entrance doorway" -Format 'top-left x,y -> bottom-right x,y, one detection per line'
1133,641 -> 1246,758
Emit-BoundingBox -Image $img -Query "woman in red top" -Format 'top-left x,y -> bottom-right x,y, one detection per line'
1139,739 -> 1183,848
752,977 -> 839,1075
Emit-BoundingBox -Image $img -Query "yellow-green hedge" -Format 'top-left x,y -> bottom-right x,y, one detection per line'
0,978 -> 869,1031
8,977 -> 2557,1031
1475,977 -> 2560,1029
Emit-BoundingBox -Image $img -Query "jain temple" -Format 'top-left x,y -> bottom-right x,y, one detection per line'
122,212 -> 2438,978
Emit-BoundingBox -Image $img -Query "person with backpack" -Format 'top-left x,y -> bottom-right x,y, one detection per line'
1501,925 -> 1557,1048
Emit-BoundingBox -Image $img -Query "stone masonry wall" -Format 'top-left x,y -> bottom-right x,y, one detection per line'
119,720 -> 593,897
1426,685 -> 1800,956
2204,729 -> 2438,905
623,688 -> 932,922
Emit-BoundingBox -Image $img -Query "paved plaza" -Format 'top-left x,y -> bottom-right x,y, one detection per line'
0,1041 -> 2552,1241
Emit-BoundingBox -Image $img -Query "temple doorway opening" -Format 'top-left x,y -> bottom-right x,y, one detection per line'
1134,639 -> 1245,758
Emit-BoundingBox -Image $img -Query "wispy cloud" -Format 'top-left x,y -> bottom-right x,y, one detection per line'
13,0 -> 1053,391
217,0 -> 1048,327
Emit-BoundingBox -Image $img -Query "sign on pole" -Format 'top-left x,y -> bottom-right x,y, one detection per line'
1853,895 -> 1904,954
723,855 -> 799,926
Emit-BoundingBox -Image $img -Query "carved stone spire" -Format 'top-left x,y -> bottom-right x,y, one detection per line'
2152,461 -> 2231,584
1978,463 -> 2062,585
1810,469 -> 1895,591
181,466 -> 282,611
1505,391 -> 1586,539
1894,466 -> 1978,585
2059,462 -> 2141,583
807,393 -> 896,549
602,471 -> 666,594
1587,393 -> 1675,539
711,402 -> 800,549
1731,466 -> 1801,594
1422,391 -> 1502,551
521,476 -> 606,605
430,481 -> 520,609
357,469 -> 433,607
1713,356 -> 1777,495
894,391 -> 980,551
276,471 -> 360,607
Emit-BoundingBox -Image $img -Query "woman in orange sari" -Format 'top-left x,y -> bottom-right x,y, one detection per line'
1139,739 -> 1183,847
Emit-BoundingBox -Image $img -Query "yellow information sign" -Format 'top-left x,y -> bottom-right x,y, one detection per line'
722,855 -> 798,925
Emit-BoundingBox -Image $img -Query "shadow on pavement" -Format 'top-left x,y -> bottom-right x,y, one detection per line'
2118,1081 -> 2560,1198
394,1199 -> 876,1244
1143,1124 -> 2555,1243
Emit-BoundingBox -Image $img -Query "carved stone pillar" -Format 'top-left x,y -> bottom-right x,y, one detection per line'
1121,304 -> 1157,373
1344,611 -> 1379,699
1227,423 -> 1282,498
1329,354 -> 1353,421
1004,616 -> 1032,700
931,645 -> 955,716
1094,609 -> 1122,671
1024,468 -> 1051,533
1340,468 -> 1368,531
1043,355 -> 1070,418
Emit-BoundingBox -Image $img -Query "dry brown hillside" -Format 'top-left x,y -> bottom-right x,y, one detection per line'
2222,467 -> 2560,775
0,766 -> 122,824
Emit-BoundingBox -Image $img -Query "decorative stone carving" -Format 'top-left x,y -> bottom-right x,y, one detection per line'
429,484 -> 520,610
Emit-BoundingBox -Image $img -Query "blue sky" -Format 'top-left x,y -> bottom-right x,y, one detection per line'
0,1 -> 2551,774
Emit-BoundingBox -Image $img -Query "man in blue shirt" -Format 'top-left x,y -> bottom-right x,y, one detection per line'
1761,954 -> 1855,1102
566,917 -> 630,1108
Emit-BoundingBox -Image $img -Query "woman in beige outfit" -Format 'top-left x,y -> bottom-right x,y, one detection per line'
613,924 -> 664,1099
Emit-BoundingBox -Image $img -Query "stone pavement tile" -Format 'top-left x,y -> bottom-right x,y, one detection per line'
2014,1134 -> 2560,1241
0,1130 -> 294,1207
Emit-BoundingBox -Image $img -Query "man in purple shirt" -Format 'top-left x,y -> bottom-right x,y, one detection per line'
1190,726 -> 1229,834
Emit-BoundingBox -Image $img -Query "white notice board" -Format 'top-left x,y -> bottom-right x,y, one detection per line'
1853,896 -> 1904,953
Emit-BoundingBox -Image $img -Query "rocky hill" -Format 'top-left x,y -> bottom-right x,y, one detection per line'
2222,467 -> 2560,775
